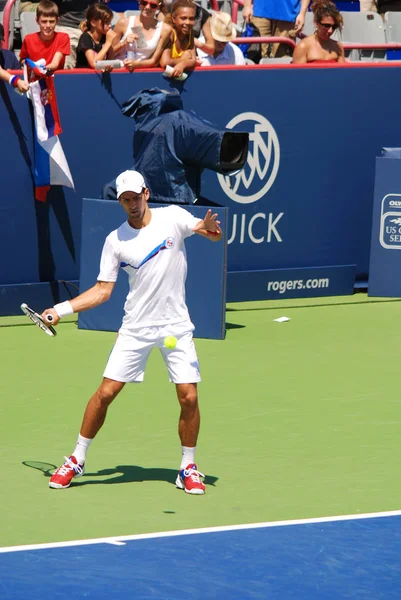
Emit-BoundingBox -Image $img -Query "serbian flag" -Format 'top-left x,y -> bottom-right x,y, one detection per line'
28,67 -> 74,202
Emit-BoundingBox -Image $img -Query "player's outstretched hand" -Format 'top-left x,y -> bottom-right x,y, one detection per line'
194,209 -> 222,241
41,308 -> 60,326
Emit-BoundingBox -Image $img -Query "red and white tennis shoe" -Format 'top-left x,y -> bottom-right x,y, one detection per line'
176,463 -> 205,495
49,455 -> 85,489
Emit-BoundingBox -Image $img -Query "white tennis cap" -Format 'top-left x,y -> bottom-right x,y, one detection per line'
116,170 -> 146,198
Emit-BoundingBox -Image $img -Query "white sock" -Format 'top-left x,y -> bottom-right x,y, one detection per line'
180,446 -> 196,469
72,434 -> 92,464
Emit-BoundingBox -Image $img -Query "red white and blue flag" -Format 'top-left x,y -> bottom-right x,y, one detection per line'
27,60 -> 74,202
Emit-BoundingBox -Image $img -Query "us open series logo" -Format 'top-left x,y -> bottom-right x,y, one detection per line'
379,194 -> 401,250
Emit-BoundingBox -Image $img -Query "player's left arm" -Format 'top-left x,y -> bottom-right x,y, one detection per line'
192,209 -> 222,242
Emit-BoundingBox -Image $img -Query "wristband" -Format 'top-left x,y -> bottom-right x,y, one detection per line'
53,300 -> 74,318
9,75 -> 20,88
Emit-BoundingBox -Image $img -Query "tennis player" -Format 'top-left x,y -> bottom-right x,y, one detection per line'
42,170 -> 222,494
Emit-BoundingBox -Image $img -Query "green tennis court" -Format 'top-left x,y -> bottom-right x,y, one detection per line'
2,293 -> 401,549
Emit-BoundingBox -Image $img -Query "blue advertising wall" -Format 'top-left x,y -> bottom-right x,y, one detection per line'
2,65 -> 401,314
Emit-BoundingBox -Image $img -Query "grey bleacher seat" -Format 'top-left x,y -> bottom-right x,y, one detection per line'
259,56 -> 293,64
341,11 -> 386,61
244,57 -> 255,64
20,10 -> 39,40
384,11 -> 401,42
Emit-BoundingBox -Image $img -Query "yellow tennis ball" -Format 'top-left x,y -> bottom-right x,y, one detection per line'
164,336 -> 177,349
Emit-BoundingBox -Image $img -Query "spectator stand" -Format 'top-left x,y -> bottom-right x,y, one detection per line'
3,0 -> 401,64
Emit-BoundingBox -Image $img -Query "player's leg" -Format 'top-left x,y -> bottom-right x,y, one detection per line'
159,327 -> 205,494
175,383 -> 205,494
79,378 -> 125,440
176,382 -> 200,448
49,378 -> 125,489
49,330 -> 153,490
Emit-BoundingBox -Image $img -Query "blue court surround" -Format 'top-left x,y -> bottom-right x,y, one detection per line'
1,514 -> 401,599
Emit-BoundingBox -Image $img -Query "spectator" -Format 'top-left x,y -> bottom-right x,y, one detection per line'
198,12 -> 245,66
0,23 -> 21,70
19,0 -> 70,73
76,3 -> 115,68
160,0 -> 197,78
1,25 -> 28,93
55,0 -> 98,68
0,68 -> 29,93
164,0 -> 214,55
189,3 -> 214,56
0,46 -> 29,91
112,0 -> 171,71
292,0 -> 344,63
242,0 -> 311,58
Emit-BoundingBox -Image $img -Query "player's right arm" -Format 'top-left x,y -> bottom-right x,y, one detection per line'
41,235 -> 119,325
41,281 -> 115,325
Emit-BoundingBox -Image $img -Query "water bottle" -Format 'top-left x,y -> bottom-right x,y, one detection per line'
127,42 -> 136,60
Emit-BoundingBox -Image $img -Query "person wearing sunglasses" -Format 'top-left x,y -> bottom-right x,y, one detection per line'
292,0 -> 345,64
112,0 -> 172,71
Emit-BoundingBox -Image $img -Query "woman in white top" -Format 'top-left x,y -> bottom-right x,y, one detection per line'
112,0 -> 172,71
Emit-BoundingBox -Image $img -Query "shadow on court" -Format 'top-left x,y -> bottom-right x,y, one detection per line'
225,322 -> 245,330
22,461 -> 218,488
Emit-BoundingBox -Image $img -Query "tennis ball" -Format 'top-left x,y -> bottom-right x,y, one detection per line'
164,336 -> 177,349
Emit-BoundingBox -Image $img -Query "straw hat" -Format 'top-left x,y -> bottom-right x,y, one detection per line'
210,12 -> 237,43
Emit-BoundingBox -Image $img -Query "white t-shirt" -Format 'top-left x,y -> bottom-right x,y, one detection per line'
199,42 -> 246,66
114,16 -> 162,61
97,205 -> 201,331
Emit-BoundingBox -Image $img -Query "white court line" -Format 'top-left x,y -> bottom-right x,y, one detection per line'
1,509 -> 401,554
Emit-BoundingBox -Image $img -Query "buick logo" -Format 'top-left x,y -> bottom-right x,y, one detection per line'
218,112 -> 280,205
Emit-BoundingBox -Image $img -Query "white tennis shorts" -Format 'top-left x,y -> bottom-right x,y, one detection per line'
103,322 -> 201,384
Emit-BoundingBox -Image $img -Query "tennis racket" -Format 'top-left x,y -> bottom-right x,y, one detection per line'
20,303 -> 57,337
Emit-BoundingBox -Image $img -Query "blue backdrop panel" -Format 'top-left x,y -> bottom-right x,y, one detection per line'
228,265 -> 356,301
3,66 -> 401,310
368,154 -> 401,297
78,199 -> 227,340
0,281 -> 78,315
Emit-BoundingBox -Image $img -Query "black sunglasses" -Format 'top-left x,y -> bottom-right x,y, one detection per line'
319,22 -> 338,31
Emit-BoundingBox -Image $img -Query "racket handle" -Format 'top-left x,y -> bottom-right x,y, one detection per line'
46,314 -> 54,323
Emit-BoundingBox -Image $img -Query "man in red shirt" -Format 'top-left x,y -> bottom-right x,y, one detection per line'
19,0 -> 70,73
